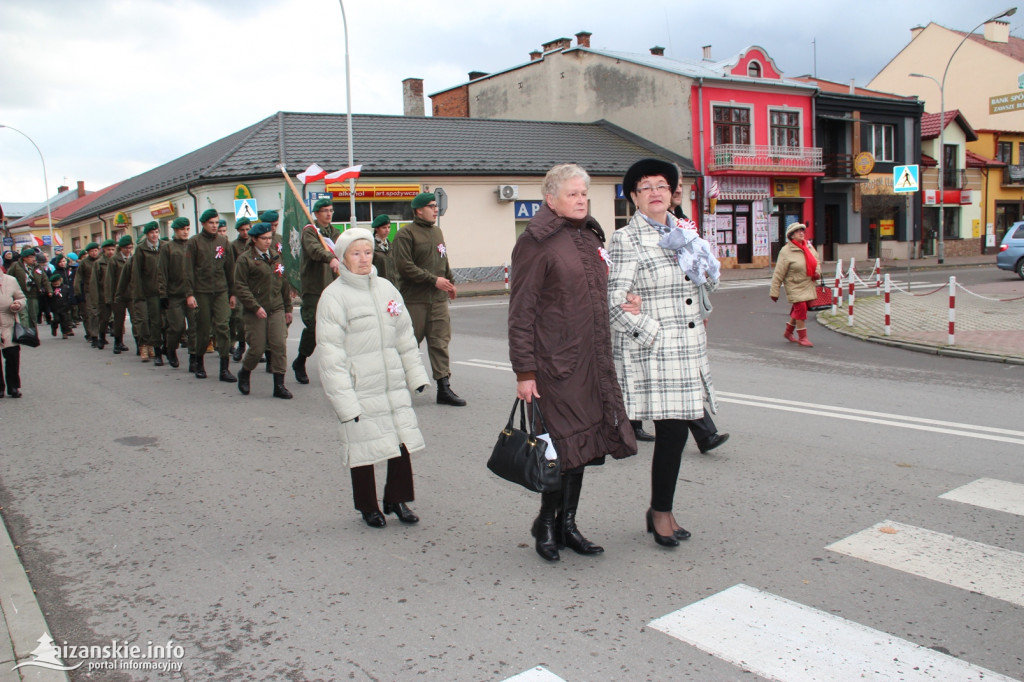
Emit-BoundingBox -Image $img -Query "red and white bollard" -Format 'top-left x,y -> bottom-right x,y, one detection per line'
832,259 -> 843,315
948,276 -> 956,345
847,258 -> 856,326
873,258 -> 881,296
884,273 -> 891,336
504,261 -> 510,291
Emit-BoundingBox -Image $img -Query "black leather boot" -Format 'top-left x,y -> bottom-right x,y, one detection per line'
95,333 -> 107,350
114,336 -> 130,353
558,471 -> 604,555
231,341 -> 245,363
153,346 -> 164,367
194,355 -> 207,379
264,350 -> 272,373
272,373 -> 292,399
188,354 -> 197,374
436,377 -> 467,406
292,354 -> 309,384
237,367 -> 251,395
166,348 -> 179,368
219,356 -> 237,383
531,490 -> 561,562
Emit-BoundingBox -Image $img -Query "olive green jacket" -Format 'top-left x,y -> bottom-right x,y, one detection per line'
233,246 -> 293,314
7,261 -> 51,299
105,252 -> 130,305
183,230 -> 234,296
158,238 -> 188,297
299,222 -> 342,298
132,240 -> 162,299
393,217 -> 453,304
89,254 -> 111,306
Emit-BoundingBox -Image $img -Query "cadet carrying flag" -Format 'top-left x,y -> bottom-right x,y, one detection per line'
281,183 -> 305,296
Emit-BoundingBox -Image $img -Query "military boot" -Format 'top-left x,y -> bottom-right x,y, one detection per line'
219,356 -> 237,383
436,377 -> 467,406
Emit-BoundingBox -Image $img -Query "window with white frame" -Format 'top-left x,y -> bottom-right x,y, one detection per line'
713,106 -> 751,145
861,123 -> 895,162
770,110 -> 800,147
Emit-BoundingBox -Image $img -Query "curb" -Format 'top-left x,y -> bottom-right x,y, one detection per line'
816,315 -> 1024,365
0,516 -> 69,681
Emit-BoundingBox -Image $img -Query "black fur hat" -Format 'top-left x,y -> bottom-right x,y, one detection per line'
622,158 -> 679,197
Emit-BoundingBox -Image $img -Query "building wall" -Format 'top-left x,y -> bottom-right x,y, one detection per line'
431,85 -> 469,118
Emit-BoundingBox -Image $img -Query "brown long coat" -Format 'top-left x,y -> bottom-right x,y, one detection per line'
508,204 -> 636,470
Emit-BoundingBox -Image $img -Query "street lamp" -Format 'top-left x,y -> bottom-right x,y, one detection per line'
910,6 -> 1017,264
0,124 -> 55,255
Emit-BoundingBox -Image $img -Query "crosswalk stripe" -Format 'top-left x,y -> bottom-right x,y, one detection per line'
502,667 -> 565,681
648,583 -> 1017,682
939,479 -> 1024,517
826,521 -> 1024,608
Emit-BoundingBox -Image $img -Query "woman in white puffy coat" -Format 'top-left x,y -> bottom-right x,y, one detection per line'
317,228 -> 430,528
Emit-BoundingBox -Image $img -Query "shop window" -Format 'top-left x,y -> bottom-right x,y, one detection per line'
713,106 -> 751,145
861,123 -> 894,162
770,110 -> 800,148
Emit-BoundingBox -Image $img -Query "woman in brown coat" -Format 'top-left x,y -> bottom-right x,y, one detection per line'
769,223 -> 820,347
508,163 -> 637,562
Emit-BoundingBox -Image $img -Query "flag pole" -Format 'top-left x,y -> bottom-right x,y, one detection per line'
278,165 -> 333,253
339,0 -> 357,228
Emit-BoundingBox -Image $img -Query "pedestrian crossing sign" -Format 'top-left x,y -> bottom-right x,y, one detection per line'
893,165 -> 919,193
234,198 -> 258,220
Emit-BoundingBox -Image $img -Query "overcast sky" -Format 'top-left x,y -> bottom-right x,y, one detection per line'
1,0 -> 1021,206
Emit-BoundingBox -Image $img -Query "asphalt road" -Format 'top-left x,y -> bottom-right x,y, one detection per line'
0,271 -> 1021,681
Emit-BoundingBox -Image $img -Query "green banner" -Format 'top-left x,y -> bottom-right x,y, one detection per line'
281,186 -> 305,296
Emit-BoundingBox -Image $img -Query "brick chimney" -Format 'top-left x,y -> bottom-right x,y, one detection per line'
575,31 -> 591,48
77,180 -> 86,197
910,25 -> 925,40
468,71 -> 488,81
650,46 -> 665,56
984,20 -> 1010,44
57,184 -> 69,194
402,78 -> 424,117
541,37 -> 571,52
702,45 -> 712,60
529,50 -> 542,61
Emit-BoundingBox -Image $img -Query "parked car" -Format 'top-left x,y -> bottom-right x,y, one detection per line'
997,222 -> 1024,279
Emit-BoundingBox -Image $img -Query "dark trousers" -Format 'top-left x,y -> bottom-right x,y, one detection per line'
687,409 -> 717,443
0,346 -> 21,394
297,293 -> 320,358
349,445 -> 414,514
651,419 -> 689,512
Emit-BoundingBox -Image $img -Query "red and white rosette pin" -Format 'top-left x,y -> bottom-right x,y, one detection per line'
215,245 -> 225,259
386,299 -> 403,317
598,246 -> 611,272
275,263 -> 285,277
437,243 -> 447,257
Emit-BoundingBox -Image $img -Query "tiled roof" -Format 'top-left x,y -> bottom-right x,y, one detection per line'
12,182 -> 121,228
960,28 -> 1024,63
920,110 -> 978,141
62,113 -> 698,224
965,150 -> 1004,167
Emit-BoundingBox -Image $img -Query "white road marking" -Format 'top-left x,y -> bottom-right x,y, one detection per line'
450,300 -> 509,309
649,583 -> 1016,682
939,479 -> 1024,517
826,521 -> 1024,608
502,667 -> 565,681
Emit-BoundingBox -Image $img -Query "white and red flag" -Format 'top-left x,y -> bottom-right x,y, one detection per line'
297,163 -> 327,184
324,165 -> 363,183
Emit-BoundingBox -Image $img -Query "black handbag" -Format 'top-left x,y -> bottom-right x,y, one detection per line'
487,398 -> 561,493
13,317 -> 39,348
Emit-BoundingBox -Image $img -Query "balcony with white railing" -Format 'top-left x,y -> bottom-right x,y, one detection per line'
708,144 -> 825,174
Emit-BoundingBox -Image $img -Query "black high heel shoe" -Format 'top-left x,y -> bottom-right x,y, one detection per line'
361,510 -> 386,528
646,508 -> 679,547
382,501 -> 419,525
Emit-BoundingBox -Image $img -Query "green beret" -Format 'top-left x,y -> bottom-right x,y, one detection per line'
218,219 -> 227,227
100,239 -> 116,248
85,242 -> 100,251
313,199 -> 332,212
48,272 -> 63,283
144,221 -> 160,233
170,217 -> 190,230
20,247 -> 36,257
371,214 -> 391,229
411,192 -> 435,209
117,235 -> 133,247
247,222 -> 273,238
235,217 -> 251,229
259,210 -> 279,223
199,208 -> 219,223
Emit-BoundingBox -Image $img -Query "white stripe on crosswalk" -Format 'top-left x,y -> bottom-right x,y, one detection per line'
826,520 -> 1024,608
502,667 -> 565,681
939,479 -> 1024,517
648,583 -> 1016,682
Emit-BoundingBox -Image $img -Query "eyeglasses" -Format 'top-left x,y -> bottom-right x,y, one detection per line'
635,184 -> 671,194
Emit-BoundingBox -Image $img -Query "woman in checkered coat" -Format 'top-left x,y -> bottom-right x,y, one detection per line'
608,159 -> 718,548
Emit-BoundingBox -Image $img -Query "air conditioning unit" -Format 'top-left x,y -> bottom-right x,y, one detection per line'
497,184 -> 519,201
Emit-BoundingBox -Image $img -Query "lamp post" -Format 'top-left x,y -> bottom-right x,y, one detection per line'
338,0 -> 357,227
910,6 -> 1017,264
0,124 -> 55,255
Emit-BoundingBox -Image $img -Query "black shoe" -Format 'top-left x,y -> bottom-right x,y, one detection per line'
219,357 -> 237,383
673,527 -> 692,541
292,355 -> 309,384
631,421 -> 655,442
153,349 -> 164,367
231,343 -> 245,363
194,356 -> 207,379
272,373 -> 292,399
361,511 -> 386,528
167,349 -> 179,368
646,508 -> 679,547
697,433 -> 729,454
436,377 -> 467,406
558,471 -> 603,555
382,501 -> 419,524
7,389 -> 21,399
114,339 -> 130,353
531,491 -> 561,561
237,368 -> 251,395
188,354 -> 197,373
51,325 -> 57,337
95,336 -> 107,350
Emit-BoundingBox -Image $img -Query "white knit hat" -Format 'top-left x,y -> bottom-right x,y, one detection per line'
333,227 -> 374,257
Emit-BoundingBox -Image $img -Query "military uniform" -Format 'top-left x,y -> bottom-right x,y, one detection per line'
229,225 -> 250,360
133,232 -> 163,362
8,255 -> 51,329
373,237 -> 398,286
293,214 -> 341,381
75,250 -> 100,342
105,242 -> 132,353
90,244 -> 115,349
114,251 -> 140,352
183,223 -> 236,380
159,230 -> 194,369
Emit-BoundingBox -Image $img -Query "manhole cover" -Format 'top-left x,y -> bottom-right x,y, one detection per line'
114,436 -> 159,447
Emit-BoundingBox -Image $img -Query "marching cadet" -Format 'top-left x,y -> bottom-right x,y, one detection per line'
48,271 -> 73,338
114,238 -> 140,355
159,217 -> 194,370
89,239 -> 116,350
75,243 -> 100,345
132,222 -> 164,364
7,247 -> 52,332
229,217 -> 251,362
106,235 -> 133,354
371,214 -> 398,286
258,210 -> 284,255
217,218 -> 228,237
291,198 -> 341,384
183,208 -> 236,382
233,221 -> 293,399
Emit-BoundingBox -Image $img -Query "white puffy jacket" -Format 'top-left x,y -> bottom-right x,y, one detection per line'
317,265 -> 430,468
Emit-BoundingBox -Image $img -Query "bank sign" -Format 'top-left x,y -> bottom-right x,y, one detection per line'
989,91 -> 1024,114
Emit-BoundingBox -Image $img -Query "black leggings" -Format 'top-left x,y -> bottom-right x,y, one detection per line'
651,419 -> 689,512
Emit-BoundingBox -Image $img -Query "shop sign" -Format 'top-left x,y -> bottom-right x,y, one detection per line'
853,152 -> 875,175
989,91 -> 1024,114
234,184 -> 253,200
772,179 -> 800,198
514,201 -> 543,219
879,219 -> 895,236
113,211 -> 131,228
149,201 -> 176,219
326,184 -> 421,200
